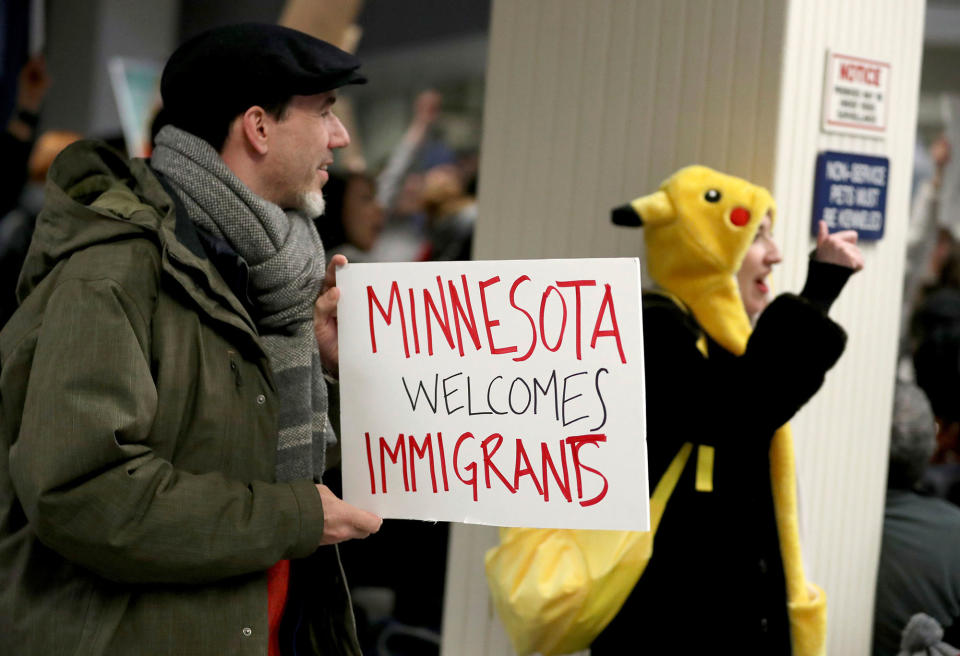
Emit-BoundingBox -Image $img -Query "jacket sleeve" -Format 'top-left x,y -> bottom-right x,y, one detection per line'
643,293 -> 846,456
9,276 -> 326,585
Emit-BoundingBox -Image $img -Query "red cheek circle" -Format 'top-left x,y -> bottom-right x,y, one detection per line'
730,207 -> 751,227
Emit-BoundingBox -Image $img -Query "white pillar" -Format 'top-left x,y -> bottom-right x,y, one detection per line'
772,2 -> 925,653
442,1 -> 926,654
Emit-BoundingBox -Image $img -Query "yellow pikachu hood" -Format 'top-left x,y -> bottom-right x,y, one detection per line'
611,165 -> 775,354
613,165 -> 827,656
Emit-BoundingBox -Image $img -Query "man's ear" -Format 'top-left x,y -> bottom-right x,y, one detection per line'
239,106 -> 270,156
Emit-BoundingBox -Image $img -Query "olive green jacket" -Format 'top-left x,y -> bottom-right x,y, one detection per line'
0,141 -> 360,655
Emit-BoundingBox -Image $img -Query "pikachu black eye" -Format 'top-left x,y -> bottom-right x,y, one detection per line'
704,189 -> 721,203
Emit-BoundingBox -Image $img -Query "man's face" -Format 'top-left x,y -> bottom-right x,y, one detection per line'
262,91 -> 350,216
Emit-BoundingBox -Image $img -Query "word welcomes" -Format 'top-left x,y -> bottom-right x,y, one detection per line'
337,259 -> 649,531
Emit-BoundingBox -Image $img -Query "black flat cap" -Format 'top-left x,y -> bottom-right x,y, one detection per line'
160,23 -> 366,145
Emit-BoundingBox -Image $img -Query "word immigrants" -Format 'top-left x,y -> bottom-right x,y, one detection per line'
363,430 -> 609,507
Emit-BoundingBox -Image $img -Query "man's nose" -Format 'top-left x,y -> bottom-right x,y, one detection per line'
329,114 -> 351,149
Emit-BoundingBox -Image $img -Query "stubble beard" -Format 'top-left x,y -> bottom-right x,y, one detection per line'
298,190 -> 326,218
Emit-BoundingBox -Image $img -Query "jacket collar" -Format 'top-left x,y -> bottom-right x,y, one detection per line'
140,160 -> 261,342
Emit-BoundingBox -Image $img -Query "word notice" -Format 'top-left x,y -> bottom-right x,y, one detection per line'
822,51 -> 891,138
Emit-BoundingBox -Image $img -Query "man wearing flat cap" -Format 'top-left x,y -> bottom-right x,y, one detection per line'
0,24 -> 381,655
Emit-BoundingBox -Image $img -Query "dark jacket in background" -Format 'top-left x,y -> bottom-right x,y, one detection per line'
0,141 -> 358,655
592,292 -> 845,655
873,489 -> 960,655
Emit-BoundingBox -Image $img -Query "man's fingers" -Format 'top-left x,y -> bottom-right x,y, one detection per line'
316,286 -> 340,318
313,284 -> 340,375
314,285 -> 339,313
315,484 -> 382,545
324,254 -> 348,290
818,220 -> 828,247
352,509 -> 383,537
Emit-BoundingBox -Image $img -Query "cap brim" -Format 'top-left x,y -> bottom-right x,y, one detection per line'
318,69 -> 367,92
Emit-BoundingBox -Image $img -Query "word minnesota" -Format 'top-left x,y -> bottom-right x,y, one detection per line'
365,274 -> 627,362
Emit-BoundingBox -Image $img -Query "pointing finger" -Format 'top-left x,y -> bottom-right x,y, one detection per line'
833,230 -> 859,245
850,247 -> 865,271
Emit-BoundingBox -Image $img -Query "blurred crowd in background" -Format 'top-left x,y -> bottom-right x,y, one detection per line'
873,130 -> 960,655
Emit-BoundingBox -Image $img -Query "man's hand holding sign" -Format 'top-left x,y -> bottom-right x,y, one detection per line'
314,253 -> 383,545
337,259 -> 649,531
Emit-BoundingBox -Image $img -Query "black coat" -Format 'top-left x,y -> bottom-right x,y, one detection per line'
592,291 -> 845,654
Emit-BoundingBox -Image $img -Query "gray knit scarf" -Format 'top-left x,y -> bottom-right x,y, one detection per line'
152,125 -> 334,482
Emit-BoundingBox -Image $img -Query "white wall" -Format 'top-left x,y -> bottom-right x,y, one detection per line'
771,1 -> 926,653
442,1 -> 925,654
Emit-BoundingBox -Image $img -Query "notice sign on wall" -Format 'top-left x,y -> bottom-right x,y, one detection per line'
822,51 -> 891,137
337,259 -> 649,531
812,150 -> 889,240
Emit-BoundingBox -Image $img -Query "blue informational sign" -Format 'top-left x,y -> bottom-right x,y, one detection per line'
811,151 -> 889,240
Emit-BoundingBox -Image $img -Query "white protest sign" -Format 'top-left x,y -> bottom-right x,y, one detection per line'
337,259 -> 649,531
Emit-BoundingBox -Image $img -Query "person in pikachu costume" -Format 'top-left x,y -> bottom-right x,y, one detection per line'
593,166 -> 864,654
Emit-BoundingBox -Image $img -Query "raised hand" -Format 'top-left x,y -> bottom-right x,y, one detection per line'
815,220 -> 864,272
413,89 -> 442,128
18,55 -> 51,113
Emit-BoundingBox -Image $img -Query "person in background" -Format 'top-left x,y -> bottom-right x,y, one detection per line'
419,162 -> 476,261
368,90 -> 443,262
376,89 -> 441,212
0,24 -> 381,656
0,129 -> 81,327
910,279 -> 960,507
315,171 -> 385,262
901,135 -> 952,375
873,382 -> 960,655
1,55 -> 51,217
599,164 -> 863,654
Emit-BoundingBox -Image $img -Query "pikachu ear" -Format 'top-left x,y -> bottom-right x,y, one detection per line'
611,203 -> 642,227
633,190 -> 675,227
611,190 -> 675,228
